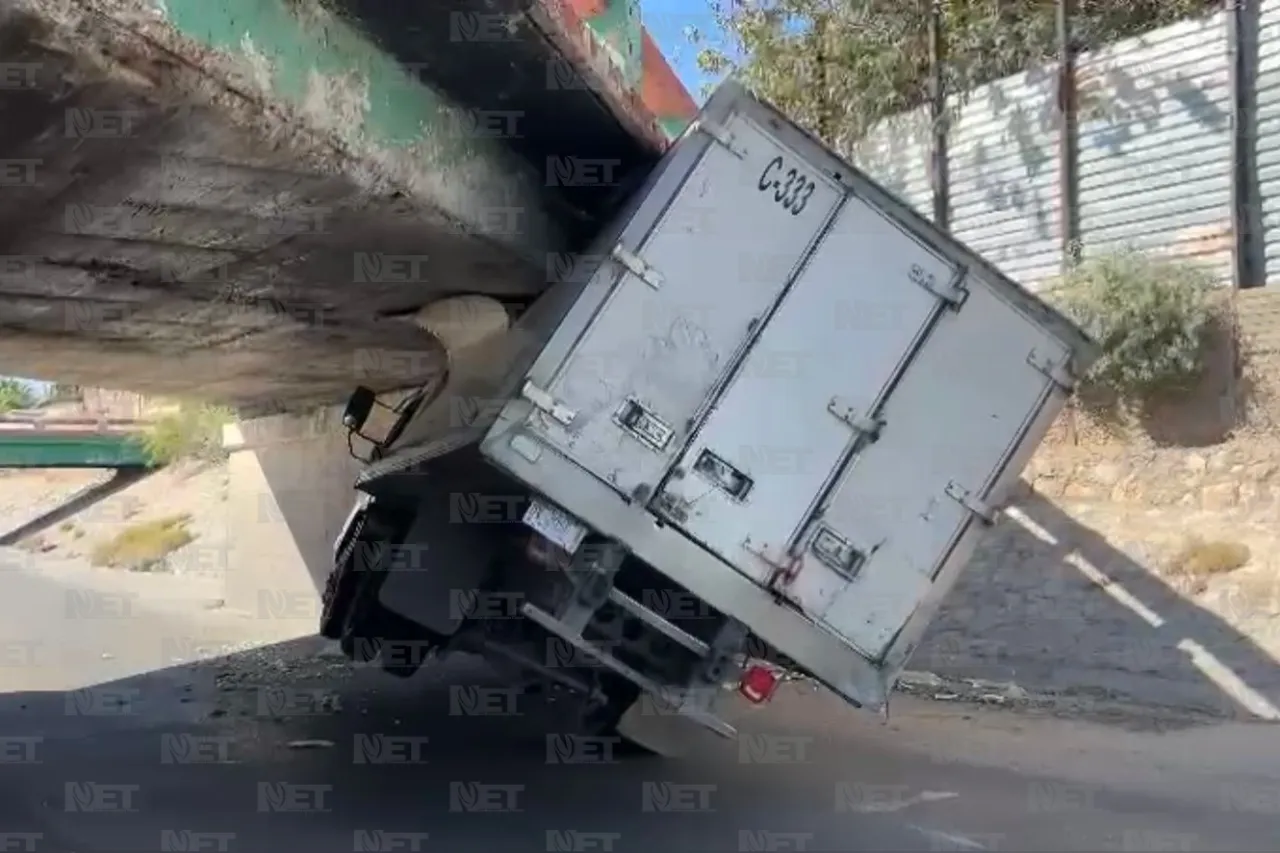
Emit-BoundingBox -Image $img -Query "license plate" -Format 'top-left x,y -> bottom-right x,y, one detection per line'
523,499 -> 588,555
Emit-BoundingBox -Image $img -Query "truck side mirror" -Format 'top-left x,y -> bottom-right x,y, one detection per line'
342,386 -> 376,431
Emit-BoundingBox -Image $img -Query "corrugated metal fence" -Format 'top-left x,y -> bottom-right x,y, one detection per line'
1258,0 -> 1280,282
848,6 -> 1250,291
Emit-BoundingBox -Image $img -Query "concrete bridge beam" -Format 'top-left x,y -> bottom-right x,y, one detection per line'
1,0 -> 592,411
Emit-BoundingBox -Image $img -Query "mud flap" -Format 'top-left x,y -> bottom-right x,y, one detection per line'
613,684 -> 767,758
614,696 -> 717,758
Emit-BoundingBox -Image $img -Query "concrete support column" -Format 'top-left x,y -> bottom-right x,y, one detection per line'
222,407 -> 362,640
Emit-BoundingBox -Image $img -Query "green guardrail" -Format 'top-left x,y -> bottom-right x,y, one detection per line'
0,433 -> 152,468
0,420 -> 153,468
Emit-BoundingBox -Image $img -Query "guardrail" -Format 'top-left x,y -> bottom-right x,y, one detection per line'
0,418 -> 152,468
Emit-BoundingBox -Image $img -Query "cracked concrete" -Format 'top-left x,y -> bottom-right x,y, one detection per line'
0,0 -> 661,411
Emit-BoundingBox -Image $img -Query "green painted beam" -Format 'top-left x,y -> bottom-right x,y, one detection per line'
582,0 -> 644,90
154,0 -> 561,259
0,433 -> 153,469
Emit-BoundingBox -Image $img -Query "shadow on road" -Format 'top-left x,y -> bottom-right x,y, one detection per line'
2,621 -> 1279,850
0,635 -> 917,853
0,468 -> 151,547
917,488 -> 1280,723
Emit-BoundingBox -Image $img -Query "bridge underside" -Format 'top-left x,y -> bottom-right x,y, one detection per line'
0,0 -> 679,411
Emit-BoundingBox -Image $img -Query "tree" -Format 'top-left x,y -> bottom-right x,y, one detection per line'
47,383 -> 83,403
0,379 -> 35,413
695,0 -> 1218,155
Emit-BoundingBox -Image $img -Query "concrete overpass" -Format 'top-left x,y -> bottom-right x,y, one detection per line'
0,0 -> 695,411
0,0 -> 697,616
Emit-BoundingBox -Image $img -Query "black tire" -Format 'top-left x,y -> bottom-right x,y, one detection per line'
319,511 -> 369,639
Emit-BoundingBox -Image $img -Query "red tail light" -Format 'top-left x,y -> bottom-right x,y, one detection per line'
739,665 -> 780,704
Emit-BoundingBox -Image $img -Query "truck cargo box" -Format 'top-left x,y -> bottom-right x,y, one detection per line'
470,80 -> 1098,712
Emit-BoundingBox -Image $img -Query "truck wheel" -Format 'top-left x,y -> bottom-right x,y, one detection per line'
320,511 -> 370,639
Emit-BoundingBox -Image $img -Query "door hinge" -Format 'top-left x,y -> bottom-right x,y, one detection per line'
691,119 -> 746,159
944,481 -> 997,526
913,264 -> 968,308
611,244 -> 664,290
827,398 -> 883,440
1026,348 -> 1076,392
521,380 -> 576,427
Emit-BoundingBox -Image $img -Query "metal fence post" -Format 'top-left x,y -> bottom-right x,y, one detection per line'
1056,0 -> 1081,273
1228,0 -> 1262,289
928,0 -> 951,230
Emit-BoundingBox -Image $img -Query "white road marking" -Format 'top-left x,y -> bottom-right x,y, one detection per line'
846,790 -> 960,813
907,825 -> 989,850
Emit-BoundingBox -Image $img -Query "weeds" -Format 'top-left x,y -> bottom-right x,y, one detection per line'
1165,536 -> 1251,593
88,513 -> 195,572
136,402 -> 235,466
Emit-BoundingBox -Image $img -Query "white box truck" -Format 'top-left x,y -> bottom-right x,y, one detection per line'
320,79 -> 1098,753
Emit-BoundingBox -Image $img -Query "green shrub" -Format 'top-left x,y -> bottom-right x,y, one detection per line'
0,379 -> 35,413
1044,250 -> 1219,403
137,402 -> 235,466
89,513 -> 195,572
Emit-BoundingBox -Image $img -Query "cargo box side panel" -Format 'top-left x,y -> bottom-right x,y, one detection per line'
526,115 -> 844,499
803,280 -> 1070,659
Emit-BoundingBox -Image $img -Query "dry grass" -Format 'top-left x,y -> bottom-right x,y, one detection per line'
1166,536 -> 1252,579
89,513 -> 195,573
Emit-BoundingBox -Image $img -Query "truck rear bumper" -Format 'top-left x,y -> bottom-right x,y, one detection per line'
480,423 -> 890,713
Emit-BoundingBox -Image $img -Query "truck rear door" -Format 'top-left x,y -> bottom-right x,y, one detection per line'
649,192 -> 958,599
654,217 -> 1070,660
805,281 -> 1068,658
522,113 -> 844,500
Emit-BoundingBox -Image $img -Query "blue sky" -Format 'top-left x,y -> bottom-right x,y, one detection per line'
642,0 -> 720,100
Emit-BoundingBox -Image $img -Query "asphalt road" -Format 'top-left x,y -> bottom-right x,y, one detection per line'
2,552 -> 1280,852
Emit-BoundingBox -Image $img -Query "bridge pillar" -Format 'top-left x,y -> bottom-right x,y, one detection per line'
222,409 -> 358,638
